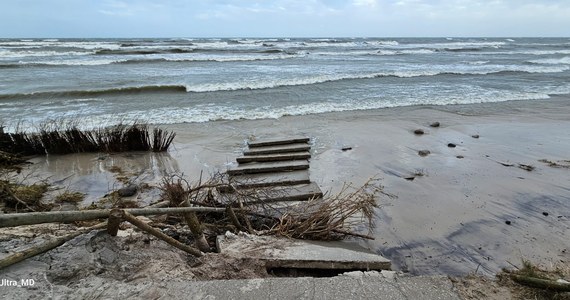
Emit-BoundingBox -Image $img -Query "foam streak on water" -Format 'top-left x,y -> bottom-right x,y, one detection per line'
1,37 -> 569,131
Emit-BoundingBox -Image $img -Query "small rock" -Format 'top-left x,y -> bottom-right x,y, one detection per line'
456,155 -> 464,159
472,134 -> 480,139
363,271 -> 382,277
341,271 -> 364,278
448,143 -> 457,148
542,212 -> 549,216
380,270 -> 397,280
430,122 -> 440,128
414,129 -> 425,135
117,184 -> 137,197
99,247 -> 117,265
505,220 -> 511,225
418,150 -> 431,157
341,147 -> 353,151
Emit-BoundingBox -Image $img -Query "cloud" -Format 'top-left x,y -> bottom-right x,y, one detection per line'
353,0 -> 378,7
0,0 -> 569,37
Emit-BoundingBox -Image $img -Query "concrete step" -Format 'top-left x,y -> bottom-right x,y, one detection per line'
230,170 -> 311,189
243,182 -> 323,204
217,234 -> 391,271
236,152 -> 311,164
247,136 -> 310,148
227,160 -> 309,175
243,143 -> 311,156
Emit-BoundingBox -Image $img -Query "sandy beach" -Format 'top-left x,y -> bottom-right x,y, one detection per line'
15,95 -> 570,277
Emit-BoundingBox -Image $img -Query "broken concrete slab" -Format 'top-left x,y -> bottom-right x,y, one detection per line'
243,143 -> 311,156
227,160 -> 309,175
230,170 -> 311,188
236,152 -> 311,164
248,136 -> 310,148
217,233 -> 390,271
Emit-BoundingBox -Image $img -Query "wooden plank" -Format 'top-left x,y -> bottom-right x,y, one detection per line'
244,143 -> 311,156
230,170 -> 311,188
245,182 -> 323,204
248,137 -> 310,148
227,160 -> 309,175
236,152 -> 311,164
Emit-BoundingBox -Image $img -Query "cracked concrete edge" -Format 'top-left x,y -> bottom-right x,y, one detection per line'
164,275 -> 461,300
0,275 -> 461,299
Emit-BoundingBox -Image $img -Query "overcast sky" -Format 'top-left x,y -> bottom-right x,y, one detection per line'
1,0 -> 569,38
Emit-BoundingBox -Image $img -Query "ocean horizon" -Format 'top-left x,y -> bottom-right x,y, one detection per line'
1,37 -> 569,131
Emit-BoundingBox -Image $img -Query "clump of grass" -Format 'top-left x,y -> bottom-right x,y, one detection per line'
269,178 -> 382,240
0,181 -> 51,212
108,165 -> 123,173
160,175 -> 189,206
0,121 -> 176,155
12,183 -> 49,205
152,128 -> 176,152
0,150 -> 26,169
54,190 -> 85,203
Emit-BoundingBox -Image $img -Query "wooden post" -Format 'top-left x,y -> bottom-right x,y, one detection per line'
107,209 -> 122,236
120,210 -> 203,257
181,210 -> 211,252
226,206 -> 247,232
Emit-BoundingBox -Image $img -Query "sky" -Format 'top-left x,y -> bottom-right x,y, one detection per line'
1,0 -> 569,38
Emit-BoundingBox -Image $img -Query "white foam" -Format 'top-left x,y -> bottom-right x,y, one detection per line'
49,90 -> 553,129
528,56 -> 570,65
182,64 -> 569,93
0,40 -> 121,50
0,50 -> 93,58
23,58 -> 128,66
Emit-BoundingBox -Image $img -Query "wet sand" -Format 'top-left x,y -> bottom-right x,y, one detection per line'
20,96 -> 570,276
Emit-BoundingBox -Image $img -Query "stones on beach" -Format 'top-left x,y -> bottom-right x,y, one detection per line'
447,143 -> 457,148
456,155 -> 464,159
430,122 -> 440,128
418,150 -> 431,157
413,129 -> 425,135
542,212 -> 549,216
505,220 -> 512,225
471,134 -> 480,139
118,184 -> 138,197
341,147 -> 353,151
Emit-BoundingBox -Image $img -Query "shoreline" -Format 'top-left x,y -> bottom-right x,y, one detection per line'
10,95 -> 570,276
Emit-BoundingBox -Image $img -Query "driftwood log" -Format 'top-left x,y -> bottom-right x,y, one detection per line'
0,222 -> 107,269
511,274 -> 570,292
120,210 -> 203,257
0,206 -> 226,228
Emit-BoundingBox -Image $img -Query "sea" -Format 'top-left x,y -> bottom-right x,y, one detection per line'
1,37 -> 569,131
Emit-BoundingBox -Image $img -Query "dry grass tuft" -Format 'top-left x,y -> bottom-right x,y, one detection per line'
0,121 -> 175,155
54,191 -> 85,203
157,173 -> 388,242
0,181 -> 51,212
267,178 -> 382,240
